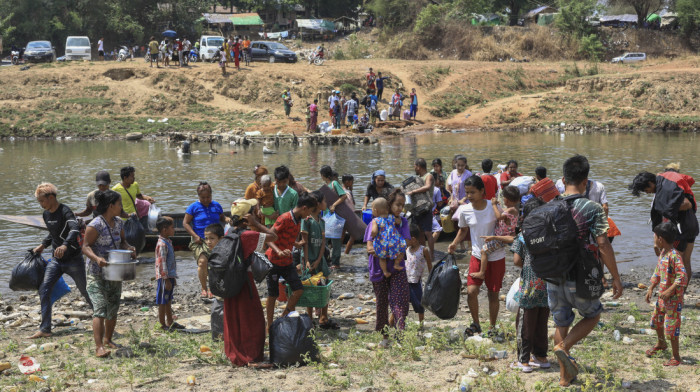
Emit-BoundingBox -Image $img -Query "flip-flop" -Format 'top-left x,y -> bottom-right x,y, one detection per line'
200,290 -> 208,299
663,358 -> 681,367
645,346 -> 667,357
319,320 -> 340,330
464,323 -> 481,337
554,345 -> 579,382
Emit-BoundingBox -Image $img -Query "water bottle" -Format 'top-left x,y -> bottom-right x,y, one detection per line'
39,342 -> 58,352
613,330 -> 621,341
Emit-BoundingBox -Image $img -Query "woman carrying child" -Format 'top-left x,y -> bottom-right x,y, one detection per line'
301,191 -> 338,329
446,155 -> 472,209
183,182 -> 229,299
448,175 -> 506,338
364,189 -> 411,346
256,174 -> 276,226
368,198 -> 407,278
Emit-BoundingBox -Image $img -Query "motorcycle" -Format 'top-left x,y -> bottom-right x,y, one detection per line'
307,51 -> 324,66
117,46 -> 129,62
11,50 -> 20,65
188,48 -> 199,63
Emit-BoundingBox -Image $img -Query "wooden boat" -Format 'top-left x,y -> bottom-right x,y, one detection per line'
0,213 -> 192,253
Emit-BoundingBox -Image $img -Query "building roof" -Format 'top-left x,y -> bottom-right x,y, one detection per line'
599,14 -> 638,23
202,13 -> 235,24
296,19 -> 335,31
524,6 -> 557,19
230,13 -> 264,26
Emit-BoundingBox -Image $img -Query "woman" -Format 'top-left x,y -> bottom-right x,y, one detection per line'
282,89 -> 292,118
629,170 -> 697,279
320,165 -> 347,269
82,190 -> 136,358
289,173 -> 309,194
29,183 -> 93,339
500,160 -> 522,189
244,165 -> 268,200
447,155 -> 472,208
361,170 -> 395,211
223,199 -> 278,368
233,37 -> 241,70
364,189 -> 411,345
308,99 -> 318,132
183,182 -> 229,299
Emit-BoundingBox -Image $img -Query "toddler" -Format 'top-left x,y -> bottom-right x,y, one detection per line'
368,198 -> 406,278
256,174 -> 275,226
645,221 -> 687,367
481,185 -> 520,258
155,217 -> 184,330
406,224 -> 432,324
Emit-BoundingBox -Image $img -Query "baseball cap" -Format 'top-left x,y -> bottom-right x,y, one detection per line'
230,198 -> 258,220
96,170 -> 111,186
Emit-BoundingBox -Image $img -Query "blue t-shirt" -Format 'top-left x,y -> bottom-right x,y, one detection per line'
369,94 -> 378,104
185,200 -> 223,238
376,77 -> 389,90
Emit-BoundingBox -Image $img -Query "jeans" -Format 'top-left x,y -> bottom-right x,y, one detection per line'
39,255 -> 93,333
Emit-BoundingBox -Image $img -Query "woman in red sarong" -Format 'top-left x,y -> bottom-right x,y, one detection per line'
233,38 -> 241,70
223,199 -> 278,367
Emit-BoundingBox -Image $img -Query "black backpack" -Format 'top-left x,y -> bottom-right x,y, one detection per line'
207,230 -> 249,298
521,195 -> 582,279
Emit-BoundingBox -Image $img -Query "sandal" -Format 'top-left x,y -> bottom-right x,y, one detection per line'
553,344 -> 579,382
200,290 -> 208,299
207,291 -> 214,299
319,320 -> 340,330
464,322 -> 482,337
645,346 -> 667,358
663,358 -> 681,367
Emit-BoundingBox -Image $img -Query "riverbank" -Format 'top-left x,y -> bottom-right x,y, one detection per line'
1,56 -> 699,140
0,241 -> 698,391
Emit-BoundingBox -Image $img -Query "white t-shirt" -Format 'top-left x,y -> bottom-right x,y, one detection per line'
555,179 -> 607,205
457,200 -> 505,261
98,40 -> 104,51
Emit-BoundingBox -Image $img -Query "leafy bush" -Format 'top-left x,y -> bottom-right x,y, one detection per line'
579,34 -> 604,61
429,90 -> 484,117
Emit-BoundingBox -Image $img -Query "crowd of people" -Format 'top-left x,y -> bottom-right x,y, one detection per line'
26,155 -> 695,385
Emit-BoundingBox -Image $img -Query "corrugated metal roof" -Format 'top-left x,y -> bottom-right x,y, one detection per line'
599,14 -> 638,23
202,13 -> 235,24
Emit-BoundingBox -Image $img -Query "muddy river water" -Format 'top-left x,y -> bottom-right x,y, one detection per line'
0,132 -> 697,293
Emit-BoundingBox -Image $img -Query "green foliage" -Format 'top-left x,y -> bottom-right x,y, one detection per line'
414,4 -> 445,34
579,34 -> 604,61
0,12 -> 16,41
555,0 -> 599,38
334,33 -> 369,60
676,0 -> 700,36
493,0 -> 530,26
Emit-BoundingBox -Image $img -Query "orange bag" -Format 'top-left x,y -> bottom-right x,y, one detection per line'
607,217 -> 621,237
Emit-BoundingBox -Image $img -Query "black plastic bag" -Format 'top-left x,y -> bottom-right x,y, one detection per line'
124,215 -> 146,254
9,250 -> 46,291
211,299 -> 224,341
269,314 -> 319,367
422,254 -> 461,319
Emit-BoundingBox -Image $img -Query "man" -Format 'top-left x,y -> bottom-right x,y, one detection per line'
182,37 -> 191,66
409,88 -> 418,120
375,72 -> 391,101
529,166 -> 559,202
344,93 -> 359,128
390,89 -> 403,120
479,159 -> 498,200
176,39 -> 184,67
112,166 -> 156,220
242,36 -> 251,66
148,36 -> 160,68
549,155 -> 623,387
265,192 -> 317,331
97,38 -> 105,61
29,183 -> 93,339
555,177 -> 608,216
328,90 -> 339,123
366,67 -> 376,92
76,170 -> 112,218
405,158 -> 435,257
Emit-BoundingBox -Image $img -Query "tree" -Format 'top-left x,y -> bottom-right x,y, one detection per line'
676,0 -> 700,35
493,0 -> 530,26
555,0 -> 599,38
609,0 -> 664,26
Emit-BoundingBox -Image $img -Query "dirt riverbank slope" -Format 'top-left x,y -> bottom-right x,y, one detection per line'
1,56 -> 699,139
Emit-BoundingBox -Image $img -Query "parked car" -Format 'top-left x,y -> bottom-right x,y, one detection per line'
250,41 -> 297,63
65,36 -> 92,61
611,52 -> 646,64
24,41 -> 56,63
199,35 -> 224,62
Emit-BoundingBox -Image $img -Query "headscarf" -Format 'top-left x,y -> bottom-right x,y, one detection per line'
371,170 -> 386,187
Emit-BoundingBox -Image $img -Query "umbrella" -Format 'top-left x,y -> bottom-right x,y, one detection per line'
162,30 -> 177,38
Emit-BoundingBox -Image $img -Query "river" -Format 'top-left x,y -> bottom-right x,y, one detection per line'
0,132 -> 697,294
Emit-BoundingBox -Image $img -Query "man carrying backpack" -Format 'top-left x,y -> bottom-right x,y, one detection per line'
531,155 -> 622,387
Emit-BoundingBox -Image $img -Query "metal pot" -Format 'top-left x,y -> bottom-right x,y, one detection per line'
104,250 -> 137,281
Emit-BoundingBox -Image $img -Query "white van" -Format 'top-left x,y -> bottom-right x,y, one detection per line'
199,35 -> 225,61
65,36 -> 91,61
611,52 -> 646,64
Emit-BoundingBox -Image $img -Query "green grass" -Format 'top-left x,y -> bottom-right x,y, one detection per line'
61,97 -> 114,107
428,88 -> 484,117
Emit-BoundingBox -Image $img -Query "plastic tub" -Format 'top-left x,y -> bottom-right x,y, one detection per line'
362,209 -> 373,225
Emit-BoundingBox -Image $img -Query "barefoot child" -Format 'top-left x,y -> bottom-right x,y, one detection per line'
645,221 -> 688,366
406,224 -> 432,324
368,197 -> 406,278
479,185 -> 520,264
155,217 -> 184,330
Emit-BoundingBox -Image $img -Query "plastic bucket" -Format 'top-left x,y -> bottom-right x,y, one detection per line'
362,209 -> 373,225
278,281 -> 288,302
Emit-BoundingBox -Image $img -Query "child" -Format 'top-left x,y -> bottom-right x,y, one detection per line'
342,174 -> 356,254
301,191 -> 337,329
256,174 -> 275,226
273,165 -> 299,215
431,175 -> 445,242
155,217 -> 184,330
645,221 -> 688,367
509,198 -> 550,373
478,185 -> 520,265
406,224 -> 432,324
219,46 -> 227,75
368,198 -> 406,278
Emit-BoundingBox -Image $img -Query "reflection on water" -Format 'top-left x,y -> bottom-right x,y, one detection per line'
0,132 -> 697,293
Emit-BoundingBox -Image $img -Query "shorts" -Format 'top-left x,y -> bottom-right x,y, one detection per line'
189,239 -> 211,262
546,279 -> 603,327
409,282 -> 425,314
156,278 -> 175,305
150,53 -> 158,61
415,212 -> 433,233
466,256 -> 505,292
329,109 -> 334,117
266,264 -> 303,298
673,239 -> 693,253
651,299 -> 683,338
87,274 -> 122,320
98,50 -> 105,57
